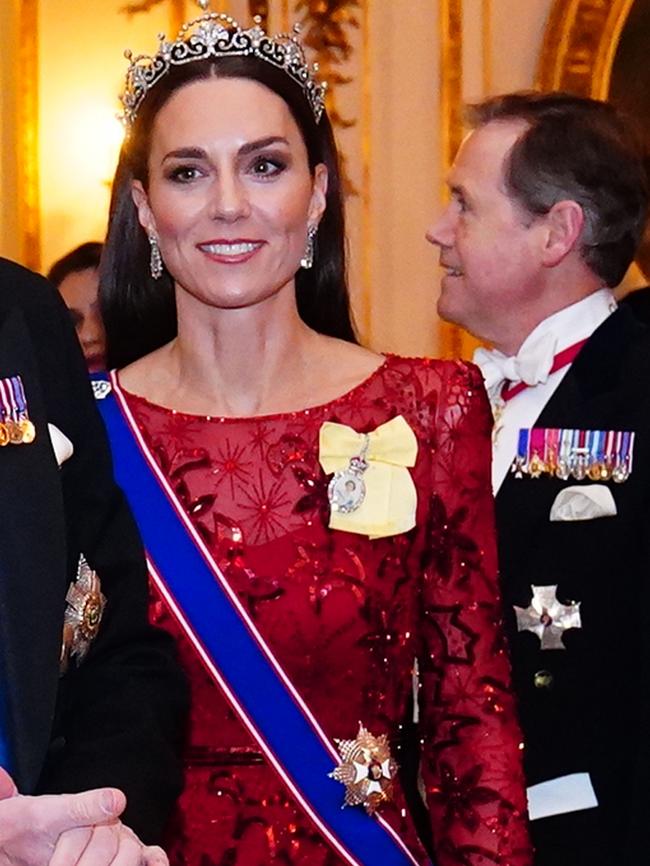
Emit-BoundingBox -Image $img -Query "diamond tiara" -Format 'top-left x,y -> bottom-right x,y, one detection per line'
120,2 -> 327,128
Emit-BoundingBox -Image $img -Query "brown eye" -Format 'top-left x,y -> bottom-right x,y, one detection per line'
250,156 -> 285,177
167,165 -> 204,183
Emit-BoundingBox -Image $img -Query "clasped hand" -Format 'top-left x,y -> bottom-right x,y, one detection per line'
0,767 -> 169,866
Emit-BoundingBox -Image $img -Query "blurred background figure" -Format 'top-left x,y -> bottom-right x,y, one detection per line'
47,242 -> 106,372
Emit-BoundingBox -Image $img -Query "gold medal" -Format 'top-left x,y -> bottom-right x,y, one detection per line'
587,462 -> 603,481
7,419 -> 23,445
0,422 -> 9,447
528,452 -> 545,478
18,419 -> 36,444
599,461 -> 612,481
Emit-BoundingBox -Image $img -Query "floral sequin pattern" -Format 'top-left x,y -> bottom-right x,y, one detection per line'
128,356 -> 531,866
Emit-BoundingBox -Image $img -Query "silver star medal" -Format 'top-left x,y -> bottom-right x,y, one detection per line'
329,723 -> 397,814
514,584 -> 581,650
60,555 -> 106,673
328,434 -> 370,515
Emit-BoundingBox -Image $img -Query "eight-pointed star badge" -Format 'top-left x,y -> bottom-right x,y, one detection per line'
514,584 -> 581,650
329,723 -> 398,814
60,555 -> 106,673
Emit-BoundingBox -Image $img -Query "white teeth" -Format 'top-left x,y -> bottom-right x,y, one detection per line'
201,242 -> 259,256
445,267 -> 463,276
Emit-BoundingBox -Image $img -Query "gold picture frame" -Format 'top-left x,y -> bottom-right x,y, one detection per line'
536,0 -> 635,97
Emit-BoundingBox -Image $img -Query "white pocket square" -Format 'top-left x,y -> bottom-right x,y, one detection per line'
549,484 -> 617,521
48,423 -> 74,467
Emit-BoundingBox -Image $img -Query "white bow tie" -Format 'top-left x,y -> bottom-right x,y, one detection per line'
473,333 -> 557,401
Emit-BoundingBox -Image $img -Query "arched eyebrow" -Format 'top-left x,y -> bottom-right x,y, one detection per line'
238,136 -> 290,156
162,137 -> 290,163
162,147 -> 206,161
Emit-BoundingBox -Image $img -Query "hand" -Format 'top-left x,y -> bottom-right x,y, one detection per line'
0,767 -> 168,866
49,825 -> 168,866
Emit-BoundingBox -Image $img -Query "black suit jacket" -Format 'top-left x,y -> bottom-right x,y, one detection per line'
0,257 -> 188,842
496,306 -> 650,865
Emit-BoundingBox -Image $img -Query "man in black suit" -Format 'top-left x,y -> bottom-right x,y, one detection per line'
427,92 -> 650,865
0,257 -> 187,864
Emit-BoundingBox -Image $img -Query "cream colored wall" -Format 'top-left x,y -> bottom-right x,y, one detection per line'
0,0 -> 554,355
362,0 -> 441,356
489,0 -> 554,94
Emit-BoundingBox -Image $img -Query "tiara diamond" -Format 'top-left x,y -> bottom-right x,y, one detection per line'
120,6 -> 327,129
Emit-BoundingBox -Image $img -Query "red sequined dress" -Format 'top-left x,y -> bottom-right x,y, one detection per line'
122,356 -> 532,866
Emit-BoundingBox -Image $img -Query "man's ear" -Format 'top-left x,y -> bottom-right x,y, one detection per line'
131,180 -> 156,236
541,200 -> 585,268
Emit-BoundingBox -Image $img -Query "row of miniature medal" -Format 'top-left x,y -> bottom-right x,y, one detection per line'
511,427 -> 634,482
0,376 -> 35,446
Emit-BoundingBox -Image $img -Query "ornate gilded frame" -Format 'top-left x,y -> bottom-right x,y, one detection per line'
17,0 -> 41,271
536,0 -> 635,97
438,0 -> 463,358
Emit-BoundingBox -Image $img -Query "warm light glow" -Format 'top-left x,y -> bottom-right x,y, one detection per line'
65,103 -> 125,187
36,0 -> 172,270
40,95 -> 126,268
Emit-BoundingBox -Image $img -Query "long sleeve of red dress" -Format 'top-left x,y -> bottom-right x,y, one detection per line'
123,355 -> 532,866
419,362 -> 532,864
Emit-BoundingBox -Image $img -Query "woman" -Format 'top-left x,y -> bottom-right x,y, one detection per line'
99,6 -> 532,865
48,241 -> 107,372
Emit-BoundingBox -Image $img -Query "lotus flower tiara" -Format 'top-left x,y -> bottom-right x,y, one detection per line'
120,0 -> 327,128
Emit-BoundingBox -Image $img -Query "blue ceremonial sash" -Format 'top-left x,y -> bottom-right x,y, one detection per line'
96,373 -> 425,866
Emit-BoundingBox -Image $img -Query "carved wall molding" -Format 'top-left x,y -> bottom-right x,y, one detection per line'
169,0 -> 187,32
295,0 -> 360,196
248,0 -> 269,28
439,0 -> 463,359
537,0 -> 634,97
121,0 -> 188,31
17,0 -> 41,271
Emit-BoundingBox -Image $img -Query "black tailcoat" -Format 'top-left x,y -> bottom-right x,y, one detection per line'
496,306 -> 650,865
0,258 -> 188,842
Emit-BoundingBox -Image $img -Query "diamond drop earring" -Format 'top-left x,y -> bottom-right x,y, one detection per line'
148,232 -> 163,280
300,225 -> 318,270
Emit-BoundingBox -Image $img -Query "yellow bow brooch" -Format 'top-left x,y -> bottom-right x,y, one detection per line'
318,415 -> 418,539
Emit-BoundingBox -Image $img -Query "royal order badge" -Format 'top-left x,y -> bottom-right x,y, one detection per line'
60,555 -> 106,673
327,435 -> 370,515
329,723 -> 398,814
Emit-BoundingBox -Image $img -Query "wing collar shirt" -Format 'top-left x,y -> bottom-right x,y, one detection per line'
474,288 -> 618,494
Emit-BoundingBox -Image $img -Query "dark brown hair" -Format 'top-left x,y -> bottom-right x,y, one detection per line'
467,91 -> 649,287
101,56 -> 355,369
48,242 -> 103,287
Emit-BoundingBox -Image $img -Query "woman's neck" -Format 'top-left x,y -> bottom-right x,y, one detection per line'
129,287 -> 327,416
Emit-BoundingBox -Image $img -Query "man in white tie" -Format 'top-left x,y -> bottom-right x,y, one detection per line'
427,92 -> 650,866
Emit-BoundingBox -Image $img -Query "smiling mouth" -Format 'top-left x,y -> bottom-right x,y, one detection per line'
198,241 -> 264,257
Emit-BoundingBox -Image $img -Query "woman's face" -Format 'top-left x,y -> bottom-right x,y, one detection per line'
58,267 -> 107,372
132,76 -> 327,312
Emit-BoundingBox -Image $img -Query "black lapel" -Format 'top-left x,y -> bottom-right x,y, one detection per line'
0,306 -> 66,791
534,306 -> 643,429
495,307 -> 645,582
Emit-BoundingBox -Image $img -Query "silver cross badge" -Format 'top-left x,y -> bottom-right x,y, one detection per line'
514,585 -> 581,650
